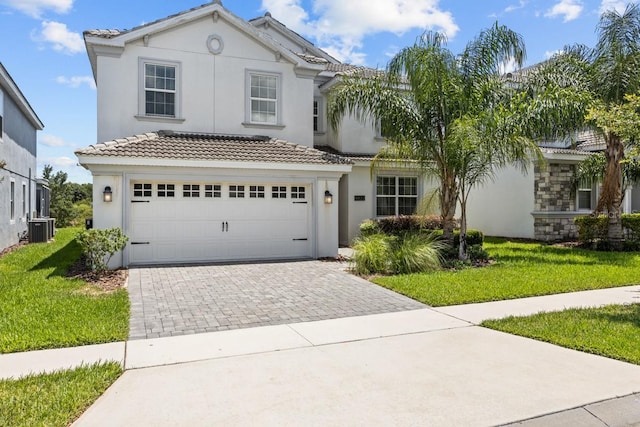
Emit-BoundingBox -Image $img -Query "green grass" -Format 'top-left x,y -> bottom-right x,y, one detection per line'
0,228 -> 129,353
373,238 -> 640,306
482,304 -> 640,365
0,362 -> 122,427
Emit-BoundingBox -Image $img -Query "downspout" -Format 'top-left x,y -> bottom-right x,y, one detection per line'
28,168 -> 32,220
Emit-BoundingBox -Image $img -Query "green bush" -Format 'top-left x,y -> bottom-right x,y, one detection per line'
351,234 -> 393,276
575,214 -> 640,244
359,219 -> 381,237
432,229 -> 484,247
76,227 -> 129,273
351,232 -> 444,276
375,215 -> 446,235
392,233 -> 445,274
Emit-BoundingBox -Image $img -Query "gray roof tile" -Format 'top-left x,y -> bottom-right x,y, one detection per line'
75,131 -> 352,165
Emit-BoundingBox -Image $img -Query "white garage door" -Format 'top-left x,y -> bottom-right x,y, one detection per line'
128,181 -> 312,264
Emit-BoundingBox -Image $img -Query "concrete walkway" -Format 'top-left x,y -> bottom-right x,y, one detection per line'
1,285 -> 638,426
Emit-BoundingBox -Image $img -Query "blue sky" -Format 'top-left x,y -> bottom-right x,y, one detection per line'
0,0 -> 631,183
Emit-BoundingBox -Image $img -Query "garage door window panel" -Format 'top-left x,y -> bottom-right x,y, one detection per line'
205,184 -> 221,198
230,185 -> 245,198
291,186 -> 305,199
272,186 -> 287,199
157,184 -> 175,198
134,183 -> 152,198
183,184 -> 200,198
250,186 -> 265,198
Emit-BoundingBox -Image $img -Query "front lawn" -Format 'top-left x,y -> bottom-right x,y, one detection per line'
0,228 -> 129,353
0,362 -> 122,427
482,304 -> 640,365
373,238 -> 640,306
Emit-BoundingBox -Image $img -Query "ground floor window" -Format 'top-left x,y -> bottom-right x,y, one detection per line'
376,176 -> 418,216
577,178 -> 594,211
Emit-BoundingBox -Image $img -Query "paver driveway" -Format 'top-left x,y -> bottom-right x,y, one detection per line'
127,260 -> 425,339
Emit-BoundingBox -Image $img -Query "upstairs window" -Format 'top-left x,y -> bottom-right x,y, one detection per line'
10,179 -> 15,221
22,183 -> 26,218
139,59 -> 180,119
246,71 -> 281,125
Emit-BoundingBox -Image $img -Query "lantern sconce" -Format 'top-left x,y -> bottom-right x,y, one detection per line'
103,186 -> 113,203
324,190 -> 333,204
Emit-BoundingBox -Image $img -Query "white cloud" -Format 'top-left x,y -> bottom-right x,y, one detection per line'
34,20 -> 83,55
600,0 -> 628,14
545,0 -> 584,22
39,156 -> 77,168
261,0 -> 458,64
56,75 -> 96,90
505,0 -> 527,13
1,0 -> 73,18
39,134 -> 67,147
545,49 -> 562,59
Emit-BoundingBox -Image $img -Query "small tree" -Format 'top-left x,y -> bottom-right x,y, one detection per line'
76,227 -> 128,273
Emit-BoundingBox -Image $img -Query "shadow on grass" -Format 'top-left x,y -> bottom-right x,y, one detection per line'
30,239 -> 82,278
590,303 -> 640,328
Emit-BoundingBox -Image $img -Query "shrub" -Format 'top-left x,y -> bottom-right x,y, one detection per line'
375,215 -> 448,235
76,227 -> 129,273
432,229 -> 484,247
359,219 -> 381,237
575,214 -> 640,244
351,234 -> 393,276
392,233 -> 445,274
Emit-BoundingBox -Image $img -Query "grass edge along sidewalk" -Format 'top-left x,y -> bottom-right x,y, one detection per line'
0,228 -> 129,354
373,238 -> 640,306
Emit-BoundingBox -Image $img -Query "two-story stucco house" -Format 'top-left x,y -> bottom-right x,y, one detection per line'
76,0 -> 427,267
0,62 -> 45,252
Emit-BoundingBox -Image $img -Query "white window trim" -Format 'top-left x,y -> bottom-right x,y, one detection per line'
374,175 -> 420,217
576,178 -> 597,212
9,178 -> 15,223
313,97 -> 324,134
21,182 -> 26,220
137,57 -> 183,121
244,70 -> 284,128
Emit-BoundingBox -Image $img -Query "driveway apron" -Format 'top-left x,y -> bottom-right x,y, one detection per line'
127,260 -> 424,339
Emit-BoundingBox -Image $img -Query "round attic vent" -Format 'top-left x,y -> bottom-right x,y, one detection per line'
207,34 -> 224,55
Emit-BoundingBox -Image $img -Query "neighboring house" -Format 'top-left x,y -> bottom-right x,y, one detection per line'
76,0 -> 422,267
466,132 -> 640,241
0,62 -> 45,251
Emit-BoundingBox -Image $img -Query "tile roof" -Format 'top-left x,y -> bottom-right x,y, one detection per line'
540,147 -> 592,156
75,131 -> 353,165
314,145 -> 377,162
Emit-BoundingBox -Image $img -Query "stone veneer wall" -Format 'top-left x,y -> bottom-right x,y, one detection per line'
533,163 -> 578,241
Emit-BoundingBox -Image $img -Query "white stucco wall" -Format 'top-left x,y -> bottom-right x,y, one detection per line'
96,15 -> 315,146
465,164 -> 536,238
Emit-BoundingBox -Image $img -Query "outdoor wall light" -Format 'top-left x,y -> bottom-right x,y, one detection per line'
103,186 -> 113,203
324,190 -> 333,204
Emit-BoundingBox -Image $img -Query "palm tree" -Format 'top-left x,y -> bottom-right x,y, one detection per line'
526,4 -> 640,247
328,24 -> 540,258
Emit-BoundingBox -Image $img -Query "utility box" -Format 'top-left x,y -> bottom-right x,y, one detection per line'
85,218 -> 93,230
28,220 -> 49,243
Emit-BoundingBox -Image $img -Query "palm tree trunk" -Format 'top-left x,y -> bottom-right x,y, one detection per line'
440,175 -> 457,243
597,133 -> 624,249
458,193 -> 468,261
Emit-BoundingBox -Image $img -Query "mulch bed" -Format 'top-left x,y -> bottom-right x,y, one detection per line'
67,257 -> 129,293
0,240 -> 28,260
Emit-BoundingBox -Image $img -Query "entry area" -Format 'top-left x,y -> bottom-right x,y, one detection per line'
128,180 -> 312,264
127,261 -> 425,339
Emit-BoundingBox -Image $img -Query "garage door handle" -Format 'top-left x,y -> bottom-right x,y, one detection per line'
293,201 -> 308,204
225,222 -> 228,232
131,242 -> 150,245
293,238 -> 308,241
131,200 -> 150,203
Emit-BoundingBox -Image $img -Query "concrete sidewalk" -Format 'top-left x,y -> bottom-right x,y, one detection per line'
1,285 -> 638,426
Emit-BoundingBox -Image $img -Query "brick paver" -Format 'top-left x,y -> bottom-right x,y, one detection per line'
127,260 -> 425,339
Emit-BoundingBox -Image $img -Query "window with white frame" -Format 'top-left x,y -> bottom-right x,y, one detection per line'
272,186 -> 287,199
247,71 -> 280,125
133,183 -> 152,198
577,178 -> 594,211
291,186 -> 305,199
183,184 -> 200,198
229,185 -> 245,198
205,184 -> 221,198
140,60 -> 179,118
157,184 -> 175,198
0,88 -> 4,141
376,176 -> 418,216
249,185 -> 265,198
22,183 -> 26,218
9,179 -> 15,221
313,97 -> 323,132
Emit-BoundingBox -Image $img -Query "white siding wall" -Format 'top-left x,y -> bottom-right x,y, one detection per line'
96,16 -> 314,146
465,164 -> 536,238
